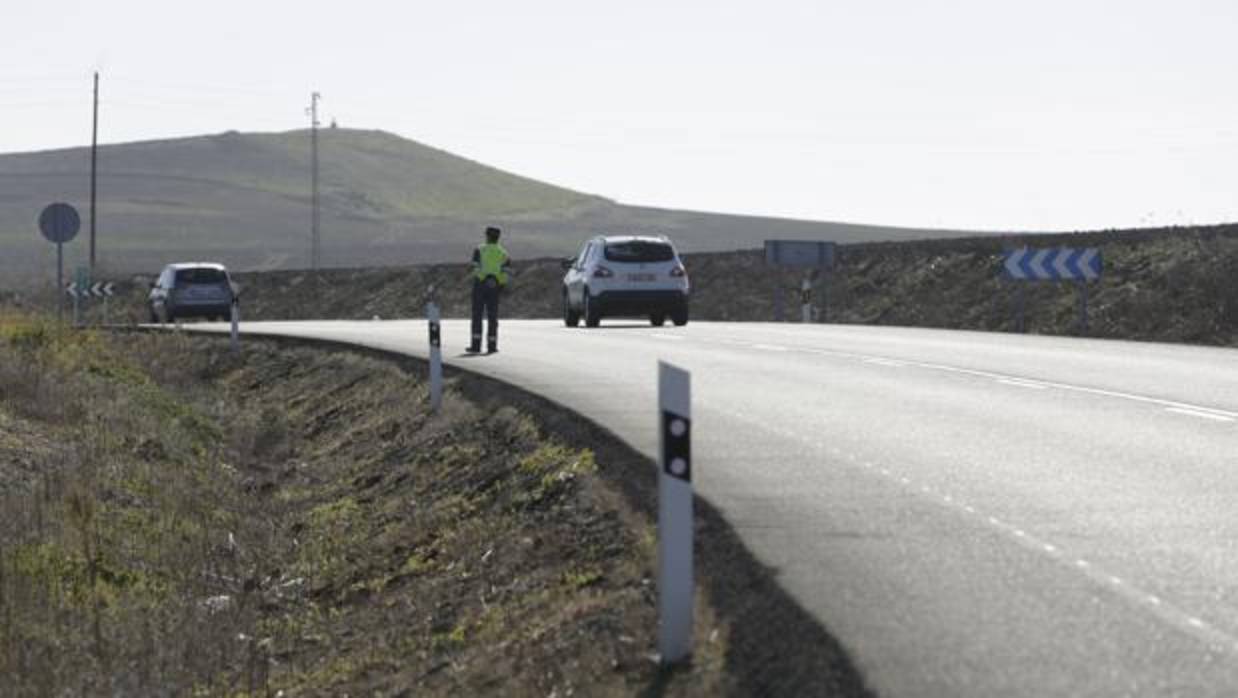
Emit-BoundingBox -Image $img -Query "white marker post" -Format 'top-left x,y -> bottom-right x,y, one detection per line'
658,361 -> 693,665
229,297 -> 241,353
427,302 -> 443,413
71,284 -> 81,328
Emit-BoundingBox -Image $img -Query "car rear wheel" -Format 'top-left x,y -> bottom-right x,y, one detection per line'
649,313 -> 666,326
671,307 -> 689,326
584,290 -> 601,328
563,289 -> 580,327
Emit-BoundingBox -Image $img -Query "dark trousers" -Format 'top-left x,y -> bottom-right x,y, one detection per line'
470,278 -> 500,350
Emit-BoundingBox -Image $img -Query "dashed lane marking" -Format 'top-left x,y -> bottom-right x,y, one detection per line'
695,333 -> 1238,422
705,403 -> 1238,654
996,378 -> 1050,390
1165,407 -> 1236,423
863,358 -> 908,367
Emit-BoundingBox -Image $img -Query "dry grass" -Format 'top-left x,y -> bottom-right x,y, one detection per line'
0,314 -> 287,694
0,313 -> 870,696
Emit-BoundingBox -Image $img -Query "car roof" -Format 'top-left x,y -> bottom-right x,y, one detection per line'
595,234 -> 672,245
165,262 -> 229,271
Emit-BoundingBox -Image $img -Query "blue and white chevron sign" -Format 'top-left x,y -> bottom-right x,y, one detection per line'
1003,247 -> 1102,281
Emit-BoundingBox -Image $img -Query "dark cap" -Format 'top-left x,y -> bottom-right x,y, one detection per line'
485,226 -> 501,241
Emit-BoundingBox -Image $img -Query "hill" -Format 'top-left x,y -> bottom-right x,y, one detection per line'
1,128 -> 987,281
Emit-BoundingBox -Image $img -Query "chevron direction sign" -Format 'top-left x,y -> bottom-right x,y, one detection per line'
1003,247 -> 1102,281
64,282 -> 81,298
88,281 -> 115,298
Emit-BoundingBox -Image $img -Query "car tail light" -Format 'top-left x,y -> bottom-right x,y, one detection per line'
593,265 -> 614,278
670,266 -> 687,278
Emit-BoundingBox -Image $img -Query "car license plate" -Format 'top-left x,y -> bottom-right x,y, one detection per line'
627,273 -> 656,282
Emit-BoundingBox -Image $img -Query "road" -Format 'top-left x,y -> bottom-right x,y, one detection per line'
194,319 -> 1238,697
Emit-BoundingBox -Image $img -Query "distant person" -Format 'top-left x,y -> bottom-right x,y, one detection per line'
468,226 -> 512,354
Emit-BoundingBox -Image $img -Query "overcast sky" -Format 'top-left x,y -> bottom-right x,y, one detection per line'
3,0 -> 1236,231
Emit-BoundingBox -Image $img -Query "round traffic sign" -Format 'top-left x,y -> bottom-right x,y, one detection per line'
39,203 -> 80,244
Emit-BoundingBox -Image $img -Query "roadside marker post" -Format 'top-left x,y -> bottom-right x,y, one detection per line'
64,282 -> 80,326
658,361 -> 693,665
427,302 -> 443,413
73,266 -> 89,328
230,298 -> 241,354
765,240 -> 836,323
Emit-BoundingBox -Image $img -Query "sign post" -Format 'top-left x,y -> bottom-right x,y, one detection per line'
427,302 -> 443,413
765,240 -> 837,323
800,277 -> 813,323
89,281 -> 115,325
658,361 -> 693,665
1002,247 -> 1102,334
38,203 -> 80,325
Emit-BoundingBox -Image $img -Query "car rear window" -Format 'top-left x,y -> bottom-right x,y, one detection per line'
175,268 -> 227,285
603,241 -> 674,263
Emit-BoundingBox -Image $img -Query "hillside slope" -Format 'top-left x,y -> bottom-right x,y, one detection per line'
32,224 -> 1236,349
1,129 -> 984,280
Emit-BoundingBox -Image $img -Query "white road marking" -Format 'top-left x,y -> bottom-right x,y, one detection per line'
863,358 -> 907,367
996,378 -> 1049,390
650,333 -> 686,341
751,343 -> 789,352
913,362 -> 1238,420
699,332 -> 1238,421
689,395 -> 1238,654
1165,407 -> 1236,423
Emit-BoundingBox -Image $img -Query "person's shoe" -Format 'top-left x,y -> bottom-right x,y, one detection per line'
487,345 -> 498,354
466,345 -> 481,354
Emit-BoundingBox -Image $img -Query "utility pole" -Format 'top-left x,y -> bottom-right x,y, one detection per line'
308,91 -> 321,270
89,71 -> 99,276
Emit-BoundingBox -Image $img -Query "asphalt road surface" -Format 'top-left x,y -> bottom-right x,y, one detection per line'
191,319 -> 1238,697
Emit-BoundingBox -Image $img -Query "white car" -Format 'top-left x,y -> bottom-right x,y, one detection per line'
561,235 -> 690,327
147,262 -> 235,323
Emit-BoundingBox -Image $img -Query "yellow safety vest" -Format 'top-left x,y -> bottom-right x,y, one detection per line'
475,243 -> 509,285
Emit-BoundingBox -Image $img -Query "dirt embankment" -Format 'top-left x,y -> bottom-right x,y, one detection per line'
10,223 -> 1237,346
0,313 -> 869,696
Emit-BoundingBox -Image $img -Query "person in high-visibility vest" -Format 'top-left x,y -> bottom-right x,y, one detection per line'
468,226 -> 512,353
